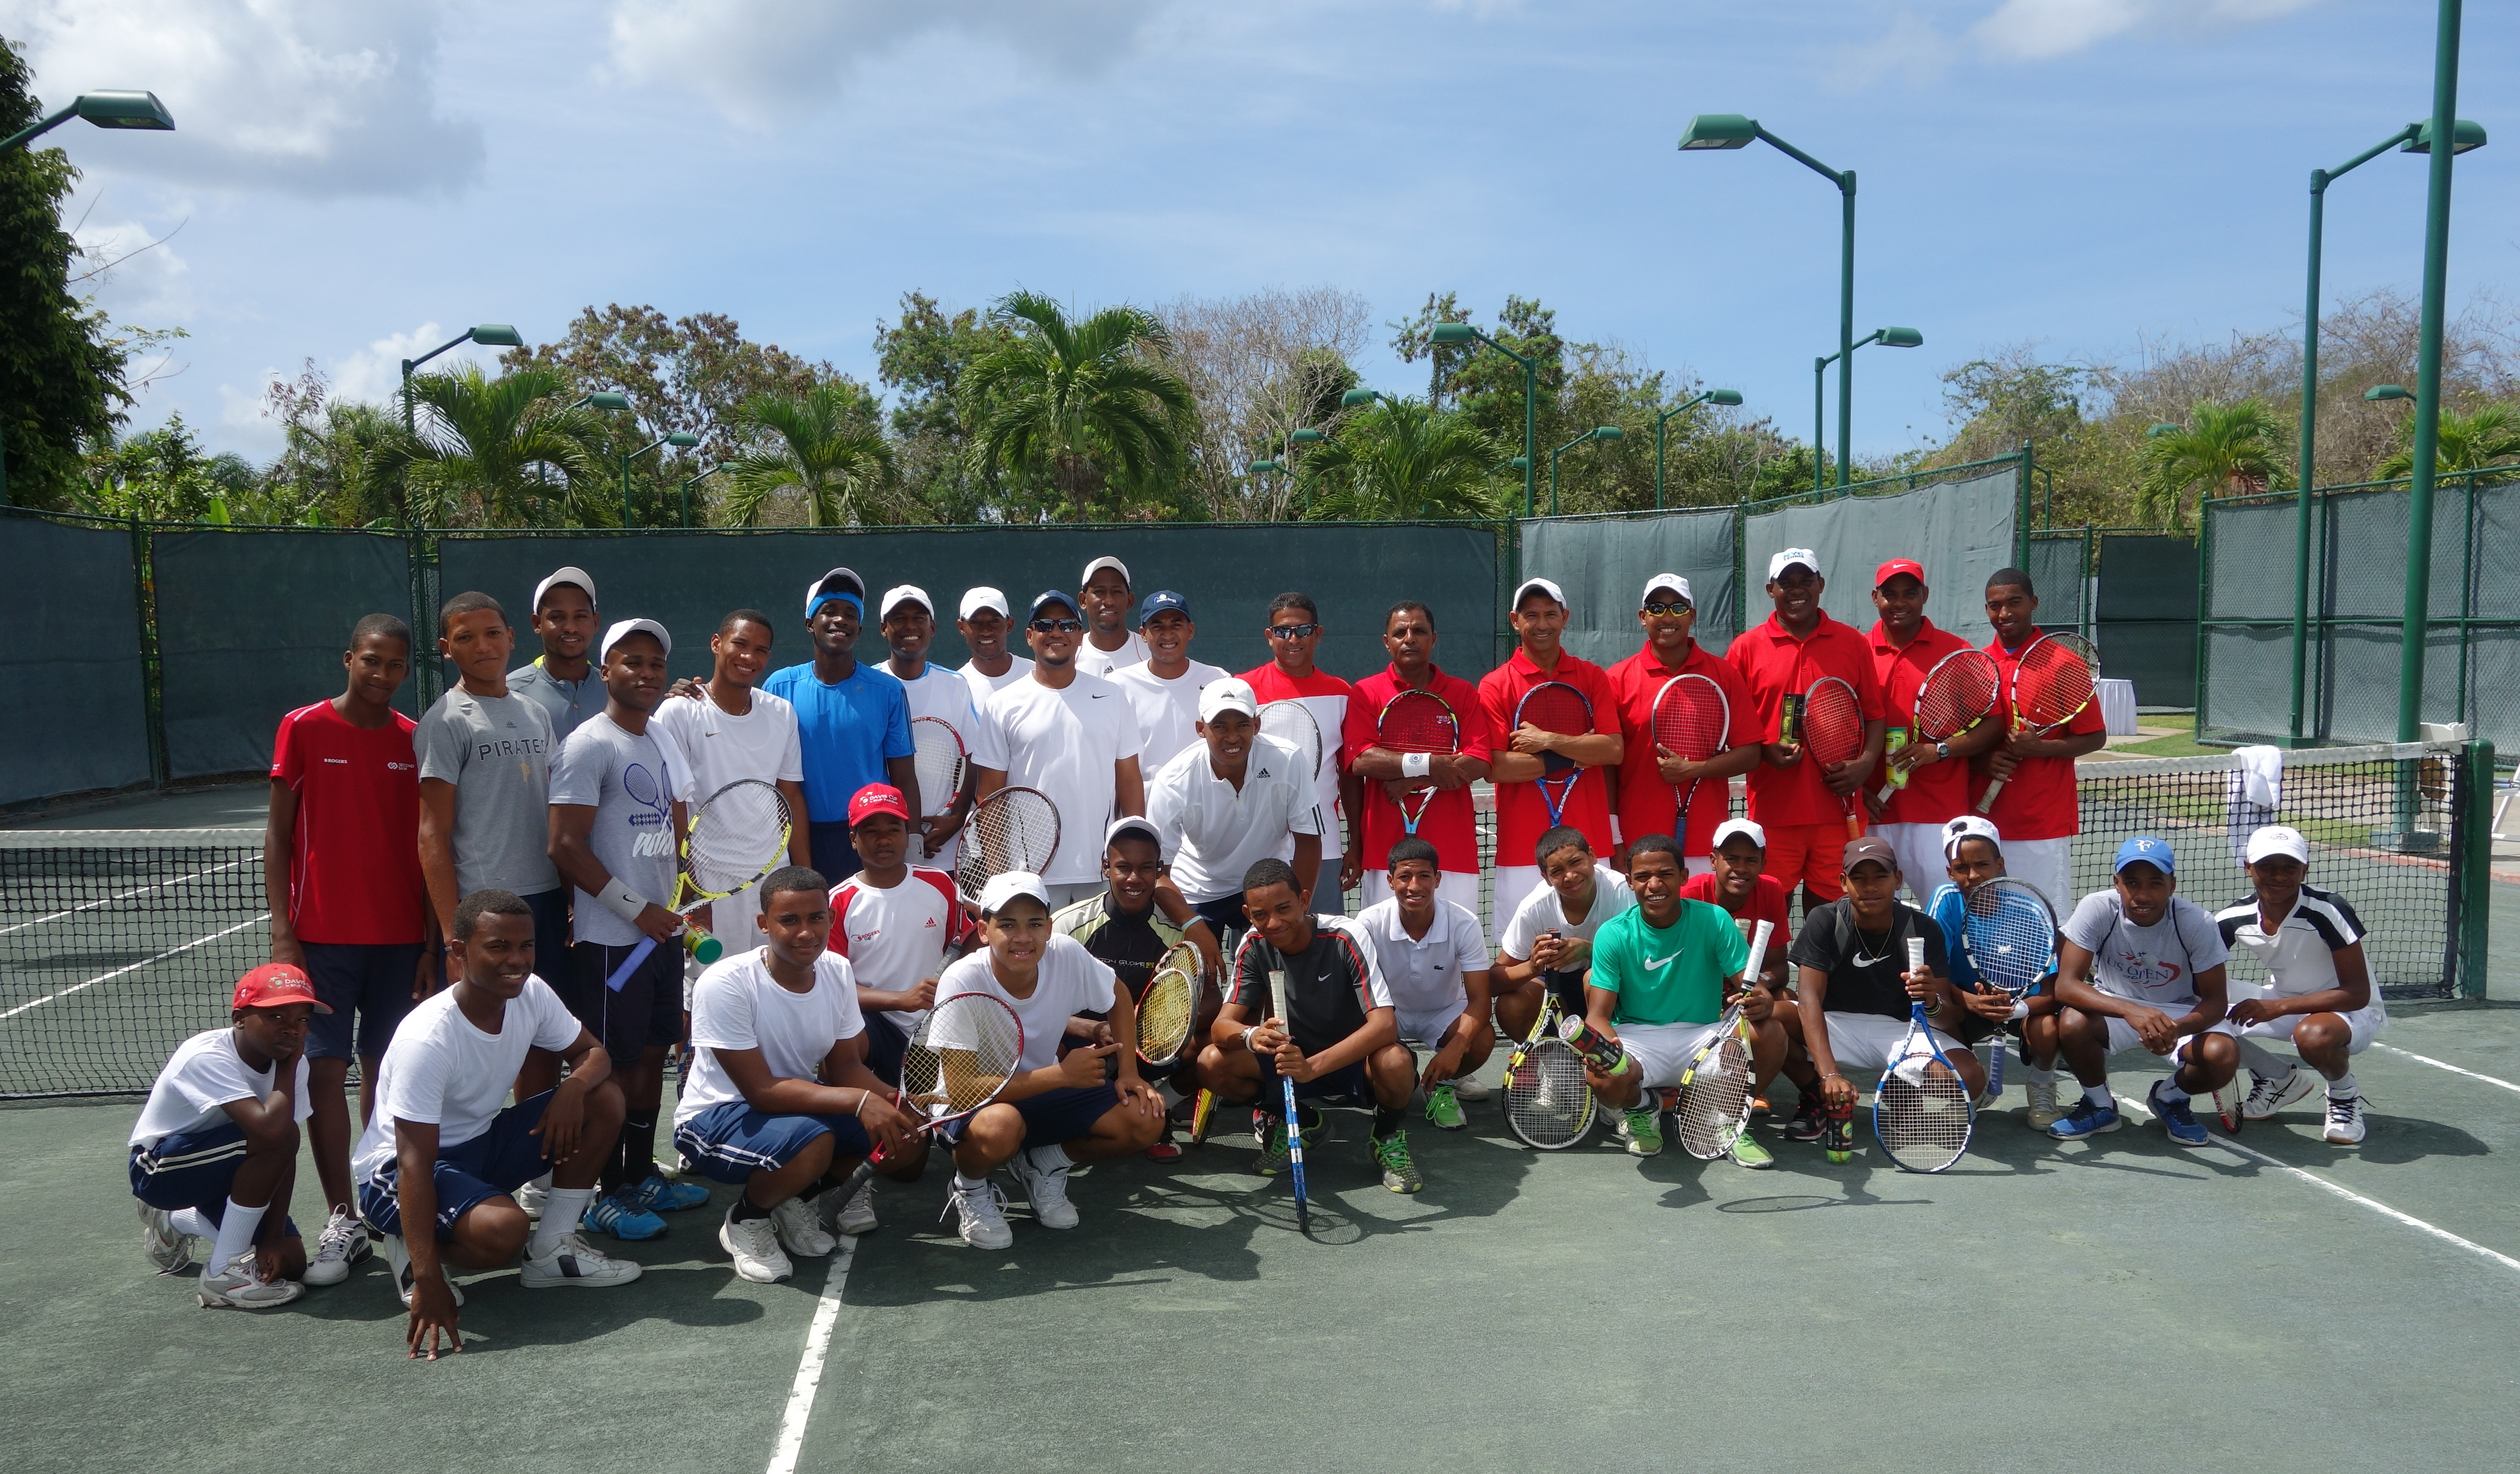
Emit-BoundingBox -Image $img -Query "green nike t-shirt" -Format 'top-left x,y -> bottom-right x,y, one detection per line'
1588,898 -> 1748,1027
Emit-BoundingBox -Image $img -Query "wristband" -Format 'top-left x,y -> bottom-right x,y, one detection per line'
1242,1026 -> 1260,1054
596,877 -> 651,924
1610,817 -> 1625,846
2009,1000 -> 2030,1022
1401,751 -> 1431,779
853,1089 -> 869,1119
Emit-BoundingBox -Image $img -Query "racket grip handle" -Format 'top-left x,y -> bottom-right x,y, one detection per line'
604,935 -> 660,993
1975,776 -> 2007,815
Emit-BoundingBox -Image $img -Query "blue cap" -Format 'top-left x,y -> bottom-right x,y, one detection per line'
2112,836 -> 2175,875
1027,589 -> 1080,622
1136,590 -> 1190,626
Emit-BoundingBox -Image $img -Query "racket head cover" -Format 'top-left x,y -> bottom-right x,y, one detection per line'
1959,878 -> 2056,999
954,786 -> 1060,905
682,779 -> 793,898
1650,673 -> 1729,763
901,992 -> 1025,1124
1798,677 -> 1865,766
1912,649 -> 2000,740
2012,632 -> 2098,728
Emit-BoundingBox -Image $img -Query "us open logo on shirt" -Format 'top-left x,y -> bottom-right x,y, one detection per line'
624,762 -> 676,858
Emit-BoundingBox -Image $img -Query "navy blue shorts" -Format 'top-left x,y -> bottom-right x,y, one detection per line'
128,1123 -> 300,1242
302,941 -> 426,1061
672,1100 -> 873,1185
562,939 -> 684,1062
357,1090 -> 555,1241
861,1012 -> 911,1088
1007,1084 -> 1120,1149
520,887 -> 572,989
1249,1058 -> 1369,1117
807,823 -> 865,886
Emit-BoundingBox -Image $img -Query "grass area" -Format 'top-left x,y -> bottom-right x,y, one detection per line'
2111,710 -> 2218,758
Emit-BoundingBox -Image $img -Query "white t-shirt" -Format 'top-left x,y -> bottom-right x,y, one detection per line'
1499,862 -> 1637,961
1144,735 -> 1322,902
958,656 -> 1034,709
2062,890 -> 2230,1014
353,976 -> 582,1179
675,949 -> 866,1128
934,933 -> 1120,1074
650,687 -> 804,934
131,1029 -> 315,1148
1075,630 -> 1149,680
891,661 -> 980,868
1108,658 -> 1230,776
1354,897 -> 1490,1016
2212,885 -> 2381,1020
969,672 -> 1144,885
829,866 -> 971,1032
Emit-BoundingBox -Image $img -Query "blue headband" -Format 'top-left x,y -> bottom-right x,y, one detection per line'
809,591 -> 863,618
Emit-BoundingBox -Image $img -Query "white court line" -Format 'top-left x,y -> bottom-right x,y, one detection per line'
766,1235 -> 856,1474
0,854 -> 255,938
2371,1042 -> 2520,1095
0,914 -> 267,1021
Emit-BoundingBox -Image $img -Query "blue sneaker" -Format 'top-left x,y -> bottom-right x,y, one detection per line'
2148,1079 -> 2208,1146
2047,1097 -> 2123,1140
622,1173 -> 710,1213
581,1189 -> 669,1241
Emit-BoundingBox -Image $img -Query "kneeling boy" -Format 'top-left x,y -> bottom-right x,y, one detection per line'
2216,825 -> 2381,1145
2048,837 -> 2237,1147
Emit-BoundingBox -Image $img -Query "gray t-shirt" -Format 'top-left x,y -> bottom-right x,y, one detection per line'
415,687 -> 560,897
2061,890 -> 2230,1014
548,712 -> 679,947
509,661 -> 604,746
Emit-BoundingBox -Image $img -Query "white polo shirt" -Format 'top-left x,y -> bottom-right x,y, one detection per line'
1108,658 -> 1230,776
1354,896 -> 1490,1016
2213,885 -> 2382,1020
1145,734 -> 1322,903
969,671 -> 1144,886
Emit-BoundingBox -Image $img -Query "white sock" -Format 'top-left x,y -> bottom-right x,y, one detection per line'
168,1206 -> 216,1240
2237,1037 -> 2287,1077
208,1199 -> 268,1276
2156,1078 -> 2191,1105
952,1172 -> 987,1192
533,1188 -> 595,1256
2328,1071 -> 2358,1100
1030,1143 -> 1073,1172
2025,1066 -> 2058,1085
2082,1085 -> 2113,1109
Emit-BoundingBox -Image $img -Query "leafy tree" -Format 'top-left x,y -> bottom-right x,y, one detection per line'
963,291 -> 1197,518
73,414 -> 228,522
2375,402 -> 2520,479
722,383 -> 903,528
2139,399 -> 2288,532
1300,398 -> 1508,522
390,364 -> 612,527
255,363 -> 405,526
874,291 -> 1010,523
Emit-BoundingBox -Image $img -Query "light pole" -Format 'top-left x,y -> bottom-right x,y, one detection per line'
1682,113 -> 1859,488
400,324 -> 524,431
1655,389 -> 1742,509
2287,116 -> 2484,745
1549,426 -> 1624,517
623,431 -> 700,528
680,462 -> 732,529
2398,0 -> 2468,744
1248,425 -> 1327,518
1427,322 -> 1540,515
1810,328 -> 1920,492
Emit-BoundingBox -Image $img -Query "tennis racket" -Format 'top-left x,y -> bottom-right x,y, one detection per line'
601,777 -> 792,992
1876,649 -> 2000,804
1873,937 -> 1974,1172
953,786 -> 1061,908
1189,1087 -> 1217,1146
1675,919 -> 1774,1160
1375,688 -> 1460,836
1976,631 -> 2100,815
1799,676 -> 1866,841
1650,673 -> 1730,834
1267,967 -> 1309,1237
1258,699 -> 1324,781
826,990 -> 1025,1207
1501,990 -> 1595,1149
910,716 -> 967,857
1513,680 -> 1594,828
1134,942 -> 1200,1069
1957,878 -> 2056,1099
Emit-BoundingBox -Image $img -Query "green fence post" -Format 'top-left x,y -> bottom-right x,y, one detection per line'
2460,739 -> 2494,998
130,513 -> 168,789
2192,503 -> 2215,732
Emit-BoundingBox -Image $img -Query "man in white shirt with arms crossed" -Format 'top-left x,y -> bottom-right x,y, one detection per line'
1146,677 -> 1322,941
970,591 -> 1148,909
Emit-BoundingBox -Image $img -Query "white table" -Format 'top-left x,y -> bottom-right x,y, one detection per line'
2096,678 -> 2139,735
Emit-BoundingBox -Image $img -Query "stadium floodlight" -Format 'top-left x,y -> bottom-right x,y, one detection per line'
1655,389 -> 1744,509
1549,427 -> 1625,517
2406,118 -> 2487,154
1428,322 -> 1540,515
2366,384 -> 2413,402
2147,422 -> 2181,437
2,89 -> 175,153
1677,114 -> 1759,150
1813,330 -> 1924,491
401,324 -> 525,430
1290,429 -> 1325,443
1340,388 -> 1383,408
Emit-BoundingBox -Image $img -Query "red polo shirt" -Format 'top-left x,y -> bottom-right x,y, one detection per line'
1868,616 -> 1978,826
1605,641 -> 1758,853
1342,663 -> 1493,876
270,699 -> 425,945
1969,627 -> 2104,842
1478,646 -> 1620,867
1724,611 -> 1886,828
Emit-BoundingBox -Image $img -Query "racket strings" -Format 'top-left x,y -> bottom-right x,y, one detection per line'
1518,686 -> 1591,735
1675,1033 -> 1753,1158
969,793 -> 1057,872
2016,639 -> 2097,725
684,784 -> 790,893
1651,689 -> 1727,758
1800,680 -> 1865,763
1377,695 -> 1459,753
911,722 -> 965,814
1503,1038 -> 1592,1146
906,1001 -> 1021,1115
1877,1066 -> 1972,1168
1913,657 -> 1999,737
1136,969 -> 1196,1064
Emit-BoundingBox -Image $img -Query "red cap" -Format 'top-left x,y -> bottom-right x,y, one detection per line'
848,783 -> 911,826
1874,558 -> 1925,589
232,962 -> 330,1014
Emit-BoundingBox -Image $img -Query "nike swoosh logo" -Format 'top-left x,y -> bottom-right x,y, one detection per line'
1646,952 -> 1680,969
1852,955 -> 1888,967
1091,694 -> 1108,699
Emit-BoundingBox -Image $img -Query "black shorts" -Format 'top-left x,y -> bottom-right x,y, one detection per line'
564,939 -> 684,1062
1541,967 -> 1590,1020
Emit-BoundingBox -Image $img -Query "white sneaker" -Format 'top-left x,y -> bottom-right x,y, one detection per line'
2024,1079 -> 2062,1132
383,1232 -> 466,1308
138,1203 -> 193,1275
2323,1092 -> 2368,1145
1010,1147 -> 1079,1229
946,1177 -> 1013,1250
1451,1074 -> 1491,1102
770,1197 -> 836,1259
2245,1067 -> 2321,1120
827,1181 -> 878,1236
515,1179 -> 550,1223
521,1231 -> 644,1288
197,1250 -> 304,1310
303,1206 -> 371,1287
718,1209 -> 793,1284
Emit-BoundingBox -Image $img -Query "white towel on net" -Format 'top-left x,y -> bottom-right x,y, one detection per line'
2225,745 -> 2284,869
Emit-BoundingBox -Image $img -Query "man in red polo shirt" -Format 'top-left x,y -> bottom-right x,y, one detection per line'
1724,548 -> 1887,910
1863,558 -> 2007,903
1237,591 -> 1362,896
1480,577 -> 1624,924
1606,573 -> 1760,875
1974,566 -> 2106,914
1344,600 -> 1493,919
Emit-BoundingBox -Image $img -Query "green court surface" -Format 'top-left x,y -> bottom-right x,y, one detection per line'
10,894 -> 2520,1474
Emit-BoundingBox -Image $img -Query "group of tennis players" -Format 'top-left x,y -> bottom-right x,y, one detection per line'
120,548 -> 2386,1356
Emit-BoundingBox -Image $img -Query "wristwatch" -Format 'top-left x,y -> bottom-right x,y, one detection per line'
1935,740 -> 1951,760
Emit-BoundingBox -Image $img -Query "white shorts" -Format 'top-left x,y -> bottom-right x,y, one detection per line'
2230,1005 -> 2383,1057
1824,1011 -> 1966,1071
2102,1014 -> 2237,1058
1394,1001 -> 1476,1050
1493,866 -> 1543,932
1360,869 -> 1483,925
1874,821 -> 1950,908
1619,1020 -> 1729,1090
2001,837 -> 2074,918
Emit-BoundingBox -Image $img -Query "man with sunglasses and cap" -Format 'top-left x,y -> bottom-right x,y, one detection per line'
878,583 -> 980,867
509,565 -> 605,746
1108,590 -> 1229,776
1238,591 -> 1361,898
764,568 -> 920,886
1607,573 -> 1759,876
970,590 -> 1149,909
1075,555 -> 1150,679
955,587 -> 1034,703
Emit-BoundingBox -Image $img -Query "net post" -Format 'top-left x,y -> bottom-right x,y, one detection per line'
2459,739 -> 2494,999
2014,442 -> 2031,569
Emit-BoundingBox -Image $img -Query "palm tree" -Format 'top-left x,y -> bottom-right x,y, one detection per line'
962,290 -> 1196,513
2138,398 -> 2288,532
1301,397 -> 1510,522
393,364 -> 612,526
2376,403 -> 2520,479
720,383 -> 902,527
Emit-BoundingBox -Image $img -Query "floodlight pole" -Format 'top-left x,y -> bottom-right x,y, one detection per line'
2398,0 -> 2463,745
1654,389 -> 1740,509
1428,323 -> 1539,516
400,324 -> 523,432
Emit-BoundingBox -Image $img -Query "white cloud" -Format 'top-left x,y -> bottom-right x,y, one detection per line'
1972,0 -> 2326,61
1,0 -> 484,196
69,206 -> 192,323
1825,13 -> 1960,91
607,0 -> 1171,126
329,321 -> 509,405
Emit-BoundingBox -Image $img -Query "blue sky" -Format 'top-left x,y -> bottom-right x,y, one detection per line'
13,0 -> 2515,464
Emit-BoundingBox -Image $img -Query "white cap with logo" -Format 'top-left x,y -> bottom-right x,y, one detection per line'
533,565 -> 598,613
1197,677 -> 1259,722
879,584 -> 932,621
1510,576 -> 1567,611
960,586 -> 1010,620
977,870 -> 1051,915
2245,824 -> 2310,866
1642,573 -> 1694,606
597,618 -> 671,664
1766,548 -> 1820,581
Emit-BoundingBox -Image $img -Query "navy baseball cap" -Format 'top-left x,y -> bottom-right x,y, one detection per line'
2113,836 -> 2176,875
1136,590 -> 1191,626
1027,590 -> 1080,622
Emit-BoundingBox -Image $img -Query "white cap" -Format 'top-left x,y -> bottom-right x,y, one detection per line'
1642,573 -> 1694,606
1942,814 -> 2002,858
1081,555 -> 1131,588
1105,816 -> 1161,850
1197,676 -> 1259,722
804,567 -> 864,617
597,617 -> 671,665
532,565 -> 597,612
977,870 -> 1051,916
2246,824 -> 2310,865
1711,818 -> 1766,851
1767,548 -> 1820,581
1510,576 -> 1567,611
960,586 -> 1010,620
878,584 -> 932,621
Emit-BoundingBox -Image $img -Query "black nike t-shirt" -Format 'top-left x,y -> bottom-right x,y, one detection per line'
1788,898 -> 1948,1022
1228,916 -> 1394,1055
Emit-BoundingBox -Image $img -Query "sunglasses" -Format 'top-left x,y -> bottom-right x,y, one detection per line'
1028,618 -> 1085,634
1265,623 -> 1321,641
1641,600 -> 1693,616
